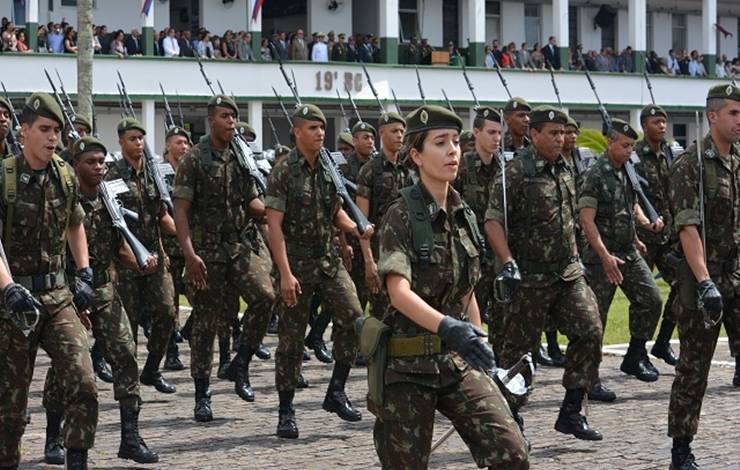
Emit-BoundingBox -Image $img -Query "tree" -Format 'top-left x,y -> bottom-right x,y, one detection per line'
77,0 -> 94,127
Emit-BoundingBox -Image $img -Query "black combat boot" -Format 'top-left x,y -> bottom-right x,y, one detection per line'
276,390 -> 299,438
620,337 -> 659,382
64,449 -> 88,470
232,317 -> 241,352
118,403 -> 159,463
44,411 -> 65,464
588,380 -> 617,402
651,319 -> 678,366
164,332 -> 184,371
546,330 -> 566,367
670,437 -> 700,469
305,311 -> 333,364
733,356 -> 740,387
296,373 -> 309,389
255,343 -> 271,360
180,314 -> 193,341
511,408 -> 531,452
302,348 -> 311,361
216,336 -> 231,380
141,310 -> 152,339
225,345 -> 256,401
140,354 -> 176,394
322,363 -> 362,422
90,342 -> 114,383
554,389 -> 603,441
536,344 -> 555,367
193,378 -> 213,422
266,312 -> 278,335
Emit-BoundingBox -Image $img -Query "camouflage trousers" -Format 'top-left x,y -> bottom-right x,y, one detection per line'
275,263 -> 361,391
44,283 -> 140,411
642,241 -> 679,324
0,290 -> 98,467
190,242 -> 275,379
494,275 -> 603,407
349,249 -> 370,312
668,270 -> 740,437
585,251 -> 662,341
369,355 -> 529,469
117,265 -> 176,363
169,254 -> 188,329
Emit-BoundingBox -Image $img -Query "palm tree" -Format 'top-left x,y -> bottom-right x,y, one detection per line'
76,0 -> 93,125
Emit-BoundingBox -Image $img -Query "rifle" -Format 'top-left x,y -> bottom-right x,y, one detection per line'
344,84 -> 363,123
489,51 -> 512,99
441,89 -> 454,113
642,55 -> 656,105
116,71 -> 175,215
44,69 -> 81,144
336,89 -> 350,130
91,94 -> 99,138
98,179 -> 153,269
54,69 -> 76,117
456,48 -> 480,109
197,62 -> 267,195
0,236 -> 40,337
547,62 -> 563,108
272,87 -> 293,130
360,61 -> 385,113
0,83 -> 23,155
267,115 -> 281,147
175,90 -> 185,127
391,88 -> 401,114
159,83 -> 177,132
582,68 -> 660,224
414,66 -> 426,105
493,107 -> 516,304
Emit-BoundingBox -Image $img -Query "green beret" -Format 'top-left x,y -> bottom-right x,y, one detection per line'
610,118 -> 639,140
351,121 -> 376,137
208,94 -> 239,117
404,105 -> 463,136
377,112 -> 406,129
336,131 -> 354,148
166,125 -> 192,142
475,106 -> 502,123
529,105 -> 568,125
640,104 -> 667,122
460,129 -> 475,144
292,103 -> 327,126
0,96 -> 12,114
504,97 -> 531,113
24,92 -> 64,128
706,83 -> 740,102
117,117 -> 146,135
565,115 -> 580,129
71,135 -> 107,160
72,115 -> 92,132
275,144 -> 291,157
236,121 -> 256,140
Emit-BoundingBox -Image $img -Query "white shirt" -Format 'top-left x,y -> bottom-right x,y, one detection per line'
311,41 -> 328,62
163,36 -> 180,57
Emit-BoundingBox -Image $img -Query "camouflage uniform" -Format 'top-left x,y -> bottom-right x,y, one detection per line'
172,135 -> 275,380
668,135 -> 740,438
265,148 -> 362,391
503,133 -> 530,154
356,151 -> 410,318
106,158 -> 176,367
341,150 -> 372,310
372,181 -> 528,469
579,154 -> 662,342
0,154 -> 97,467
486,145 -> 603,405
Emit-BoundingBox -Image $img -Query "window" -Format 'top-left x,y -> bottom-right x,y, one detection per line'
524,4 -> 541,47
442,0 -> 459,48
568,6 -> 578,50
673,123 -> 687,149
485,1 -> 501,46
601,14 -> 616,50
672,14 -> 687,52
399,0 -> 418,43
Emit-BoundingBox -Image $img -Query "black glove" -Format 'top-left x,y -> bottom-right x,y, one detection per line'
697,279 -> 723,328
3,282 -> 42,333
500,260 -> 521,291
437,316 -> 496,372
72,267 -> 94,312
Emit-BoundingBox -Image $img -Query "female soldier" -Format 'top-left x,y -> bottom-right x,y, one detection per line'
370,105 -> 529,469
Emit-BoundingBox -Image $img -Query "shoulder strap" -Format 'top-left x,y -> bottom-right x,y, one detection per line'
287,151 -> 303,200
370,155 -> 384,220
466,153 -> 479,186
198,134 -> 213,171
2,156 -> 16,248
521,150 -> 537,178
461,202 -> 484,250
704,156 -> 718,197
399,184 -> 433,265
51,154 -> 75,236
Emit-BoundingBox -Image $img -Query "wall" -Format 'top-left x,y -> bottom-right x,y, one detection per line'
578,7 -> 602,51
500,1 -> 524,46
200,0 -> 248,33
37,0 -> 169,32
541,3 -> 553,46
650,11 -> 672,55
308,0 -> 353,37
686,13 -> 702,53
419,0 -> 443,47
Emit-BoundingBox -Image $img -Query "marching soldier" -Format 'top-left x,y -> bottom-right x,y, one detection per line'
667,84 -> 740,469
173,95 -> 276,421
265,103 -> 370,438
107,118 -> 178,394
0,93 -> 97,469
43,136 -> 159,465
485,106 -> 604,441
579,119 -> 664,390
370,104 -> 528,469
336,131 -> 354,158
58,115 -> 92,162
0,97 -> 14,157
502,98 -> 531,153
459,129 -> 476,155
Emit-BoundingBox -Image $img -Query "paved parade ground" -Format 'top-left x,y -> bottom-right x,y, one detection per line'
19,309 -> 740,469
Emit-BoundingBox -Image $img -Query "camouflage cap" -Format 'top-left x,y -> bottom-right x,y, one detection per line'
565,115 -> 580,129
504,97 -> 531,113
529,105 -> 568,125
475,106 -> 502,123
336,131 -> 354,148
208,94 -> 239,117
24,92 -> 65,128
377,111 -> 406,129
460,129 -> 475,144
610,118 -> 639,140
706,83 -> 740,102
166,125 -> 192,142
0,96 -> 12,115
640,104 -> 667,122
236,121 -> 256,140
72,114 -> 92,132
351,120 -> 377,137
275,144 -> 291,157
404,104 -> 463,136
71,135 -> 107,160
292,103 -> 327,126
117,117 -> 146,135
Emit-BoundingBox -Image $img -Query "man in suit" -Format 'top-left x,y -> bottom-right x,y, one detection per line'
179,30 -> 195,57
125,29 -> 142,56
543,36 -> 561,70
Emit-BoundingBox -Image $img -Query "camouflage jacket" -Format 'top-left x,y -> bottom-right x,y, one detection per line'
634,139 -> 674,246
173,135 -> 261,263
265,148 -> 342,278
669,134 -> 740,275
503,133 -> 530,154
340,151 -> 371,184
485,145 -> 580,284
578,154 -> 637,262
378,181 -> 481,386
162,170 -> 182,260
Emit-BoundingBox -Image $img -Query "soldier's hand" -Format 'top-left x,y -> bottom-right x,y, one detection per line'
341,244 -> 353,272
634,238 -> 647,255
500,260 -> 521,291
280,274 -> 302,308
601,254 -> 625,285
3,283 -> 43,332
650,216 -> 665,233
356,224 -> 374,240
185,254 -> 208,290
365,261 -> 381,294
72,267 -> 94,313
437,316 -> 496,371
697,279 -> 723,327
141,254 -> 158,275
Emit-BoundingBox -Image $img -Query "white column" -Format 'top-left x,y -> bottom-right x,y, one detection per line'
629,109 -> 641,132
26,0 -> 38,23
248,101 -> 263,148
470,0 -> 485,43
142,4 -> 154,29
553,0 -> 569,49
701,0 -> 717,56
628,0 -> 646,51
379,0 -> 399,38
142,99 -> 156,153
